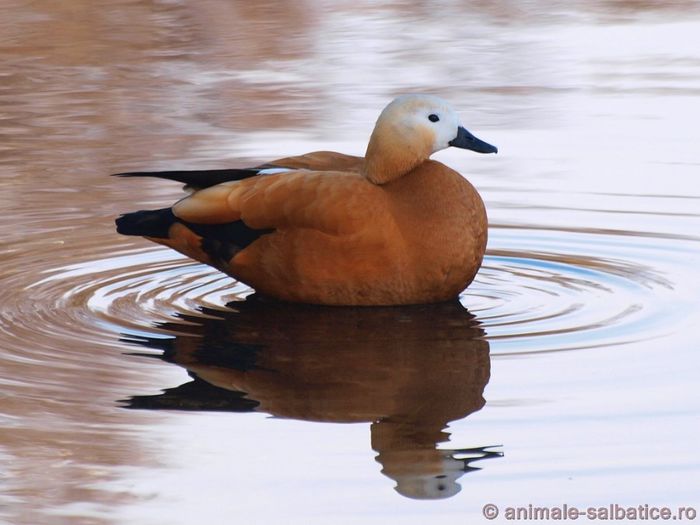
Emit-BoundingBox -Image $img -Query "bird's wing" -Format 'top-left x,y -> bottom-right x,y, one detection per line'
172,170 -> 384,235
268,151 -> 364,172
112,152 -> 364,190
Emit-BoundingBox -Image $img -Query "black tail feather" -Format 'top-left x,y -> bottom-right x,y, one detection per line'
112,168 -> 263,189
116,208 -> 176,238
115,208 -> 274,263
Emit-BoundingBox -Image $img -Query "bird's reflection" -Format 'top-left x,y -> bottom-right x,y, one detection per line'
124,294 -> 502,499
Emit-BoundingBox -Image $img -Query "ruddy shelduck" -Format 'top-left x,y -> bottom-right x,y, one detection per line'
115,95 -> 497,305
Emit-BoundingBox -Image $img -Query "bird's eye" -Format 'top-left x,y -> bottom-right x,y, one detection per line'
428,114 -> 440,123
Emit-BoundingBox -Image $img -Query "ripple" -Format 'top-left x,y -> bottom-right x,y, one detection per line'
3,223 -> 689,360
465,227 -> 681,355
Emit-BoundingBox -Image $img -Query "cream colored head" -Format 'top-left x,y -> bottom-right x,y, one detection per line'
363,94 -> 497,184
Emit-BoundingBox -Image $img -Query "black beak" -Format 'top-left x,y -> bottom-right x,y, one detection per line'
449,126 -> 498,154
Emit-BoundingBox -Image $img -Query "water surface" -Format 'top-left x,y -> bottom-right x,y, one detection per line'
1,2 -> 699,524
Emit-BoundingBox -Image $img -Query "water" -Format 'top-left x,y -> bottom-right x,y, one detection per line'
1,2 -> 699,524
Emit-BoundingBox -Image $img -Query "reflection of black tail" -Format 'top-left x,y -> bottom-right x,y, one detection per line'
116,208 -> 176,238
121,334 -> 262,412
124,375 -> 260,412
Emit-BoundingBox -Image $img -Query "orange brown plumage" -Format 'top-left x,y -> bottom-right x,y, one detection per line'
115,94 -> 497,305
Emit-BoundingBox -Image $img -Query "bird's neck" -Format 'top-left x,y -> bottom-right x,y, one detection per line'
362,126 -> 432,185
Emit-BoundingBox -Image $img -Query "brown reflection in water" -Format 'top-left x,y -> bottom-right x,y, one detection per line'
0,0 -> 319,175
125,296 -> 501,500
5,0 -> 692,182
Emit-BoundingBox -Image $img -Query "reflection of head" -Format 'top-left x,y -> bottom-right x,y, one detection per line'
375,443 -> 503,500
124,295 -> 501,499
368,328 -> 495,501
396,467 -> 464,500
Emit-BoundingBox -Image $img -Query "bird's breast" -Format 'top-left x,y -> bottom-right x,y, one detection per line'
384,163 -> 488,298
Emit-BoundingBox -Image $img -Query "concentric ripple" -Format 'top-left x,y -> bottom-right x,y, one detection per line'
4,223 -> 689,359
466,227 -> 677,354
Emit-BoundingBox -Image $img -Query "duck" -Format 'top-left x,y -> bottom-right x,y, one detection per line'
115,94 -> 497,305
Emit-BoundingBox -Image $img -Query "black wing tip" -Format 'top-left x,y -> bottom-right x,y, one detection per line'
111,171 -> 146,177
116,208 -> 176,238
111,170 -> 192,178
110,168 -> 264,188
